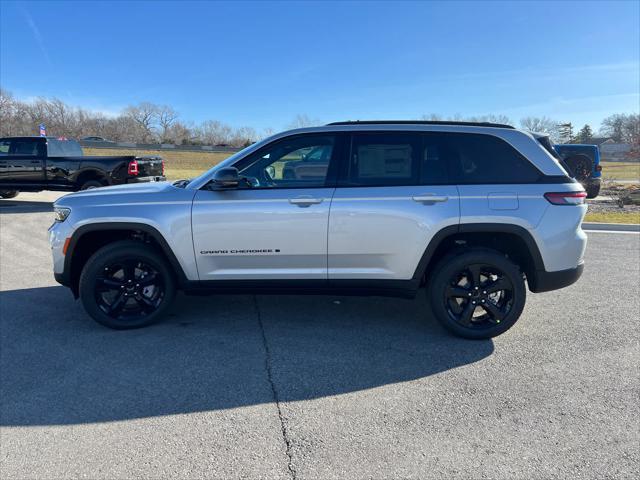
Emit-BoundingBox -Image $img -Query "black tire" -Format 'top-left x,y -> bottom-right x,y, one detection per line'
0,190 -> 19,199
428,248 -> 526,339
585,183 -> 601,199
79,241 -> 176,329
80,180 -> 105,190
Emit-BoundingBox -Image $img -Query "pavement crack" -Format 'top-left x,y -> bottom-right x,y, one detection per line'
253,295 -> 297,480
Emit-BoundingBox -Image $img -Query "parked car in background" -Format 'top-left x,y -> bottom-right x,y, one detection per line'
553,144 -> 602,198
0,136 -> 165,198
81,136 -> 115,143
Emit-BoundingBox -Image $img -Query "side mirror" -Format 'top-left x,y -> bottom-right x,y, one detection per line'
210,167 -> 240,189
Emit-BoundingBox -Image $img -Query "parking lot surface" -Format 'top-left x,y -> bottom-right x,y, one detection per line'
1,196 -> 639,479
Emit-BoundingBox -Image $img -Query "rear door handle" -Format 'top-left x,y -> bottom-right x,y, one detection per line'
412,194 -> 449,203
289,197 -> 323,207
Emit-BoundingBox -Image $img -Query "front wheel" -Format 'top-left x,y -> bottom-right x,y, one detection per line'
79,241 -> 176,329
428,248 -> 526,339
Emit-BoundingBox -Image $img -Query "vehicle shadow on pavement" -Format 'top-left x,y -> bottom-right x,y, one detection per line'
0,200 -> 53,214
0,286 -> 493,426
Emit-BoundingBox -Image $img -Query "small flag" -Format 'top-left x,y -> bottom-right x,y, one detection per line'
39,123 -> 46,136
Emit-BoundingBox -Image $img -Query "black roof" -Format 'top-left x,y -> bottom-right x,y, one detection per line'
327,120 -> 515,129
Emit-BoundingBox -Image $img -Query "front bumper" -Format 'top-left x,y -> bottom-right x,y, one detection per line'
126,175 -> 166,183
529,262 -> 584,293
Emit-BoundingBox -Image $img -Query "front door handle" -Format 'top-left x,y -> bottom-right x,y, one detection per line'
412,194 -> 449,203
289,197 -> 323,207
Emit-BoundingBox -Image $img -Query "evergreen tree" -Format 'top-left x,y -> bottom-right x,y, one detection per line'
577,124 -> 594,143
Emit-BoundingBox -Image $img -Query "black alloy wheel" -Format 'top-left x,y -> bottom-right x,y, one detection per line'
429,248 -> 526,339
443,263 -> 514,329
95,259 -> 165,321
79,241 -> 176,329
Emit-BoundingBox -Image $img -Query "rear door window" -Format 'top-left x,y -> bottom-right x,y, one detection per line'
344,133 -> 420,186
9,140 -> 43,156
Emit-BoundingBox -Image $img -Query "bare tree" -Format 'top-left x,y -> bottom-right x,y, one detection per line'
124,102 -> 159,142
420,113 -> 442,121
196,120 -> 233,145
600,114 -> 640,144
229,126 -> 257,147
157,105 -> 179,142
467,114 -> 514,125
287,114 -> 321,129
520,116 -> 561,141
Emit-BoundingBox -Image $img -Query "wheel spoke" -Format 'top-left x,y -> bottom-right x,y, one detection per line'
97,277 -> 125,291
446,285 -> 469,298
108,292 -> 127,316
138,272 -> 158,287
481,301 -> 504,323
484,277 -> 510,294
458,301 -> 475,326
467,265 -> 482,288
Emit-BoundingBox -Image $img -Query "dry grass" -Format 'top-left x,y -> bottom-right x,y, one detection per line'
584,211 -> 640,224
600,161 -> 640,181
83,147 -> 233,180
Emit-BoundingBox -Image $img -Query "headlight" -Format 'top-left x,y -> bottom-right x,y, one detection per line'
53,207 -> 71,222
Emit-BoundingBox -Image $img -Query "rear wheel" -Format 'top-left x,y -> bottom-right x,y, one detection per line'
80,180 -> 105,190
79,241 -> 176,329
428,248 -> 526,339
0,190 -> 19,199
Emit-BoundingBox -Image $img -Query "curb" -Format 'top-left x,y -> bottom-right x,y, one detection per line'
582,222 -> 640,232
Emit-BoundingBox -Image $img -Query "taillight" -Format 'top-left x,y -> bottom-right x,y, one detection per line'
544,191 -> 587,205
128,159 -> 139,176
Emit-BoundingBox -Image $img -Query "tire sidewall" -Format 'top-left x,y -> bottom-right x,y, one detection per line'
79,242 -> 176,329
80,180 -> 104,190
428,249 -> 526,339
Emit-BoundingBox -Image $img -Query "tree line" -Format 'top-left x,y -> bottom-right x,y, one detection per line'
0,88 -> 638,147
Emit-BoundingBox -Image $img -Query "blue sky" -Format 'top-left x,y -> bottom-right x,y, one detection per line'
1,0 -> 638,131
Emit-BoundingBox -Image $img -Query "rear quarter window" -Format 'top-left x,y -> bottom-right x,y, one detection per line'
444,133 -> 542,184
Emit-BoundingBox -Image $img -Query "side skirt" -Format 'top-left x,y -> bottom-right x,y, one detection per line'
182,279 -> 420,299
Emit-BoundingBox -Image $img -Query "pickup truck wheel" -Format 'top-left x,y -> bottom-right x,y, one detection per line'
79,241 -> 176,329
428,249 -> 526,339
0,190 -> 19,199
80,180 -> 105,190
585,183 -> 601,199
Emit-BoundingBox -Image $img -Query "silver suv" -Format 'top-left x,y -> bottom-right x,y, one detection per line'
49,121 -> 587,338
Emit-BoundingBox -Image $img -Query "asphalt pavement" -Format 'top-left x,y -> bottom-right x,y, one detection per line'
0,197 -> 638,479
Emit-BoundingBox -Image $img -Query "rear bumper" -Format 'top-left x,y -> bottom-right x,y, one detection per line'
529,262 -> 584,293
126,175 -> 166,183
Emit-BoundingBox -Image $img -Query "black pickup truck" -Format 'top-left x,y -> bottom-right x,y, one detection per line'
0,136 -> 165,199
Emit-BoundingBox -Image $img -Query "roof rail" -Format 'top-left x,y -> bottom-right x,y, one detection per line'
326,120 -> 516,129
